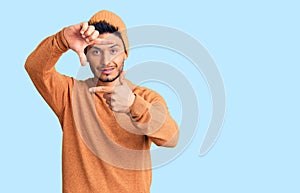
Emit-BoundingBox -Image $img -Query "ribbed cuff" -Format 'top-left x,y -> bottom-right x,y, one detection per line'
129,95 -> 149,120
55,28 -> 70,53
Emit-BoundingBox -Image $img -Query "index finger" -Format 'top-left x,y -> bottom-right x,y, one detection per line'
89,86 -> 115,93
80,22 -> 89,35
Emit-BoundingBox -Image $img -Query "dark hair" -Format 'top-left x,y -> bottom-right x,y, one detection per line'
93,21 -> 118,34
84,21 -> 125,54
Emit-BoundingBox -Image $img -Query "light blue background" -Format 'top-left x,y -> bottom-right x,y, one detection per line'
1,0 -> 299,192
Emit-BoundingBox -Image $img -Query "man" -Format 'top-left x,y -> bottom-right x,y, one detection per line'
25,10 -> 179,193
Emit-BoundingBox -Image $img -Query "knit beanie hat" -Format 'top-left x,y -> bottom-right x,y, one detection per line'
88,10 -> 129,56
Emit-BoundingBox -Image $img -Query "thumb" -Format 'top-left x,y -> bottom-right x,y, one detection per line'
77,51 -> 87,66
119,71 -> 126,85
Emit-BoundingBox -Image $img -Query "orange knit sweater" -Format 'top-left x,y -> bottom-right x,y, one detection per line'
24,29 -> 179,193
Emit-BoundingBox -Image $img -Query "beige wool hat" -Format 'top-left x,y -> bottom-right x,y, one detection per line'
88,10 -> 129,56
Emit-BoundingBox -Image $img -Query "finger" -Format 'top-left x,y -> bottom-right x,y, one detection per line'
83,25 -> 95,40
89,86 -> 115,93
77,51 -> 87,66
92,38 -> 115,45
119,71 -> 126,85
80,22 -> 89,36
86,30 -> 99,42
103,93 -> 112,100
105,99 -> 111,106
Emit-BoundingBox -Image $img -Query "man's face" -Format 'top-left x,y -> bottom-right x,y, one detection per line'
86,33 -> 127,83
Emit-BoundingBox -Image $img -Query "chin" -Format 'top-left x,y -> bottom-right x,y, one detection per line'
98,73 -> 119,82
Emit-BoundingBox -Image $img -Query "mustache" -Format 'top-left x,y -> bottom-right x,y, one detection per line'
94,61 -> 124,71
95,63 -> 117,71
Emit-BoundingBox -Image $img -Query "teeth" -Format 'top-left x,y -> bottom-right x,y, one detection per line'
102,68 -> 114,71
101,68 -> 114,74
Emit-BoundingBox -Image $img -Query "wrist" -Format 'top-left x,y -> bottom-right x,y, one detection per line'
56,28 -> 70,52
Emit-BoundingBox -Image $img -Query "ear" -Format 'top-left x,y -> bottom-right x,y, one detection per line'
123,50 -> 128,60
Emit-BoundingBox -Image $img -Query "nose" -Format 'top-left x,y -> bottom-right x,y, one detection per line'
100,51 -> 112,66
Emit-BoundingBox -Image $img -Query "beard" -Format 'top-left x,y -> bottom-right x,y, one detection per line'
98,67 -> 123,82
90,62 -> 124,83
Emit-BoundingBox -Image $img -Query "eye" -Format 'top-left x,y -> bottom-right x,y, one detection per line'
110,49 -> 119,55
92,49 -> 101,56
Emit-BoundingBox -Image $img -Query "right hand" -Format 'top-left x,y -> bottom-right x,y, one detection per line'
64,22 -> 114,66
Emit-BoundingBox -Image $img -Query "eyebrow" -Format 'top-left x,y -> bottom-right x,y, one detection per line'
109,44 -> 121,48
90,44 -> 121,50
90,46 -> 101,51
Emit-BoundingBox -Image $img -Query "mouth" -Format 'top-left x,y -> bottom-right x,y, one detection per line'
100,67 -> 115,75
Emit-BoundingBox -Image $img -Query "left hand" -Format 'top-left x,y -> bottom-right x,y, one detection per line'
89,71 -> 135,113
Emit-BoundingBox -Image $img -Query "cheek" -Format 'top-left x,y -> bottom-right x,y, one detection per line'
88,60 -> 97,70
87,56 -> 100,69
87,57 -> 98,70
114,53 -> 126,65
86,55 -> 92,64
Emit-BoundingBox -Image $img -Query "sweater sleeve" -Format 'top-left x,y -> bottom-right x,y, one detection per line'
24,29 -> 74,119
129,88 -> 179,147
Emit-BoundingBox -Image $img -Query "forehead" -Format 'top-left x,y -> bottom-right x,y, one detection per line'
93,33 -> 124,48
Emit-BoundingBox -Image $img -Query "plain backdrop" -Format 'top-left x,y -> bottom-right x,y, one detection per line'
0,0 -> 299,192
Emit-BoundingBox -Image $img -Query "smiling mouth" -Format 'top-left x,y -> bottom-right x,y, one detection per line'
100,67 -> 115,75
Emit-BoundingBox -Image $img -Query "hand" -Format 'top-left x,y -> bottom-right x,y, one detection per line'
89,71 -> 136,113
64,22 -> 114,66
